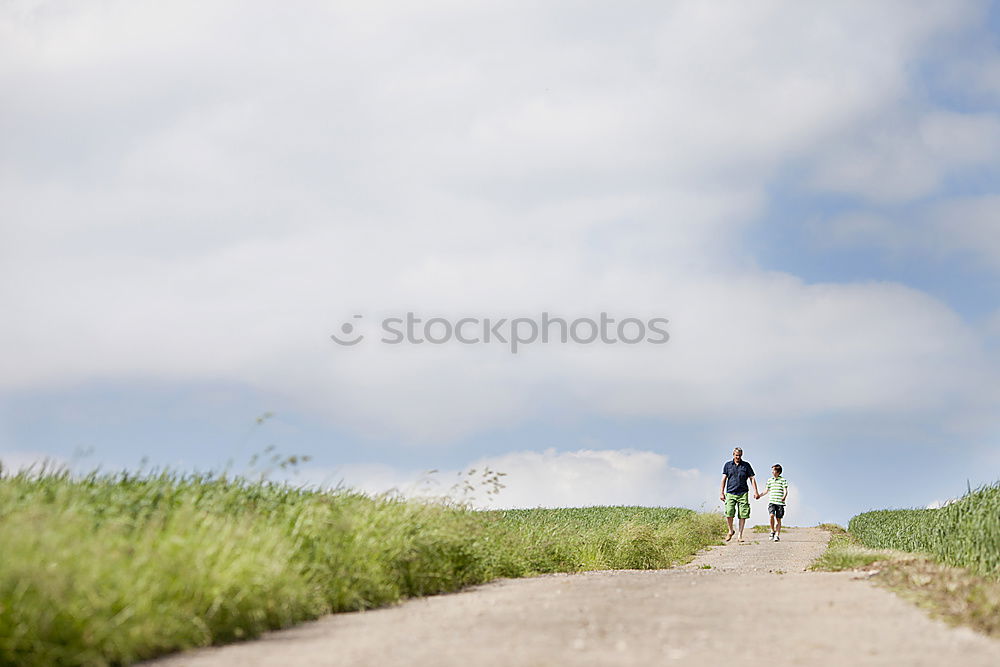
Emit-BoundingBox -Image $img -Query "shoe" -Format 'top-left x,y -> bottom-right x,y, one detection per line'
774,534 -> 780,542
769,532 -> 775,541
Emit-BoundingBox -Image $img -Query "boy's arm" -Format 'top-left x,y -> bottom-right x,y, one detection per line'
781,481 -> 788,503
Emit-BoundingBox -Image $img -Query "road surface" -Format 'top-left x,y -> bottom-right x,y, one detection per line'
149,527 -> 1000,666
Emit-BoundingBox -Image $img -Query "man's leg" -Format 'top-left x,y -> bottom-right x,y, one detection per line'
737,493 -> 750,540
724,494 -> 737,540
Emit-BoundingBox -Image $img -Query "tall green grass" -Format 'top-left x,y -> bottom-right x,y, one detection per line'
0,468 -> 724,666
848,483 -> 1000,579
483,506 -> 722,571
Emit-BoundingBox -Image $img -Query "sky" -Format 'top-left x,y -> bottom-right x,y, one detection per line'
2,0 -> 999,526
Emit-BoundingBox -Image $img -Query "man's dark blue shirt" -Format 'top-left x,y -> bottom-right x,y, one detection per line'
722,460 -> 755,495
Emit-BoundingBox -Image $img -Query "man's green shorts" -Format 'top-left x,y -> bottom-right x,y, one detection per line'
724,492 -> 751,519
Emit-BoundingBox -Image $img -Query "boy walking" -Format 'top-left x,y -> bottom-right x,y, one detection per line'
758,464 -> 788,541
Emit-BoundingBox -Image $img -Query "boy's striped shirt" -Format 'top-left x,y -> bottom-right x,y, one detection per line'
765,476 -> 788,505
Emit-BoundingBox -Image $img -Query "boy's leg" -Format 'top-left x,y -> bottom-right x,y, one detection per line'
775,515 -> 782,535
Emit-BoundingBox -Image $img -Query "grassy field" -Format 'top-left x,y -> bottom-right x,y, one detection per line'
848,483 -> 1000,579
0,468 -> 725,666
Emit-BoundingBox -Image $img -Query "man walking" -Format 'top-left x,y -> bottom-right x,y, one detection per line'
719,447 -> 760,542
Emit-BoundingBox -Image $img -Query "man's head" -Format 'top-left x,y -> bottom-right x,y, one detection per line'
772,463 -> 782,477
732,447 -> 743,463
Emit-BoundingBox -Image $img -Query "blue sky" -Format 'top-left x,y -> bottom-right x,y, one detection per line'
2,1 -> 999,526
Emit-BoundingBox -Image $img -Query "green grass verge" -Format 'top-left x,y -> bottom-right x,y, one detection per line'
809,523 -> 905,571
0,469 -> 725,666
486,506 -> 723,571
848,483 -> 1000,579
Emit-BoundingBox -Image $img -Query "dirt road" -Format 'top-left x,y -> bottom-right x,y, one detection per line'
151,527 -> 1000,666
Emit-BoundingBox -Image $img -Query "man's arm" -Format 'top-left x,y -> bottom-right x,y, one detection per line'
751,476 -> 760,499
720,475 -> 727,502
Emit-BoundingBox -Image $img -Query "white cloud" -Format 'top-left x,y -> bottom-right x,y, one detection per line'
819,194 -> 1000,272
468,448 -> 715,510
809,111 -> 1000,202
304,448 -> 719,511
303,450 -> 826,528
0,1 -> 997,446
2,231 -> 987,443
925,196 -> 1000,269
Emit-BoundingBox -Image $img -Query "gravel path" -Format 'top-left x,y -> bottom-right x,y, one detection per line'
683,525 -> 828,573
149,527 -> 1000,666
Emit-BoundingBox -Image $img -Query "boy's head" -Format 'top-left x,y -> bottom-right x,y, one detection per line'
771,464 -> 782,477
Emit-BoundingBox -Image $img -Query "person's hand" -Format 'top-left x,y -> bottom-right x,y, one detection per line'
754,493 -> 761,500
719,493 -> 725,502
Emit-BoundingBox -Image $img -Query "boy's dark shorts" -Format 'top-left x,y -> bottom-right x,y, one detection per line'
768,503 -> 785,519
